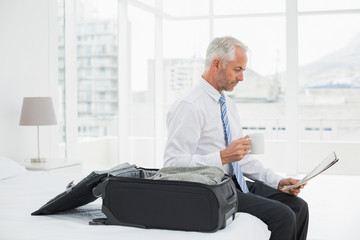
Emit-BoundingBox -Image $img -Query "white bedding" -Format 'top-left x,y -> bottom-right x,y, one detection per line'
0,171 -> 270,240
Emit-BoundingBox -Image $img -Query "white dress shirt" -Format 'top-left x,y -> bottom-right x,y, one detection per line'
164,78 -> 283,189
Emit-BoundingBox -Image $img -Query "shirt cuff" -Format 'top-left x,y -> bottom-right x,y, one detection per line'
267,174 -> 284,189
203,151 -> 223,170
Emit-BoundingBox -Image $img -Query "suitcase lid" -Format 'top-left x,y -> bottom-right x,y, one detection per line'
31,163 -> 137,215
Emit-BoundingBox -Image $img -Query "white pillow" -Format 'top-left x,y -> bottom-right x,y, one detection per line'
0,156 -> 27,180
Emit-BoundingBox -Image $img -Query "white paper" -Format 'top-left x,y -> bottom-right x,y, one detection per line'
282,152 -> 339,191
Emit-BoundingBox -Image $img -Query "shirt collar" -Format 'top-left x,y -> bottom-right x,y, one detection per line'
198,77 -> 222,102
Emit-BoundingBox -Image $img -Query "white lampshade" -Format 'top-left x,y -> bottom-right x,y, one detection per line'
19,97 -> 57,126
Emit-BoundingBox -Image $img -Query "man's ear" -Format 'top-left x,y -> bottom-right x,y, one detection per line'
213,58 -> 222,72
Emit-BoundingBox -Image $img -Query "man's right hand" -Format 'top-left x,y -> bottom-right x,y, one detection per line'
220,136 -> 251,164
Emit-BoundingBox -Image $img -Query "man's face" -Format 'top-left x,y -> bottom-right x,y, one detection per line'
216,47 -> 248,92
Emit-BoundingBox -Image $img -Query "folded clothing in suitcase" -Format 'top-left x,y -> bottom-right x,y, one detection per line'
32,164 -> 237,232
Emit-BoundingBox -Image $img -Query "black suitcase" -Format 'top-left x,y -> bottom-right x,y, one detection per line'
93,167 -> 238,232
32,164 -> 237,232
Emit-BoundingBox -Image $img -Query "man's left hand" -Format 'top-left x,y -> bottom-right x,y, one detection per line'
278,178 -> 306,196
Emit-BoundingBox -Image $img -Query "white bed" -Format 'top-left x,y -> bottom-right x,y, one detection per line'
0,157 -> 270,240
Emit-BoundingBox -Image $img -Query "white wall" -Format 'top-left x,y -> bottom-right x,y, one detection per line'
0,0 -> 59,161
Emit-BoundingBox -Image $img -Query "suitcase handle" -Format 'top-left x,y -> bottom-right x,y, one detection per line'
89,218 -> 107,225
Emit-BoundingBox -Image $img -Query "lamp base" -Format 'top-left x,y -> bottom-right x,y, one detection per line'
30,158 -> 47,163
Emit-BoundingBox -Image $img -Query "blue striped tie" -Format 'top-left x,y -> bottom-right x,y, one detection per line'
219,94 -> 249,193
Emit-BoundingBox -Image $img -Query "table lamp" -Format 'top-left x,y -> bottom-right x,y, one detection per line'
19,97 -> 57,163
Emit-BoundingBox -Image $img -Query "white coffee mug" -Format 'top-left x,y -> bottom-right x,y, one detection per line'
247,133 -> 265,154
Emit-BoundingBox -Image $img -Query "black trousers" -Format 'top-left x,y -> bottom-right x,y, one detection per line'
233,178 -> 309,240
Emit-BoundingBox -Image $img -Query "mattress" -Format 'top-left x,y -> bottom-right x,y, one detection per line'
0,171 -> 270,240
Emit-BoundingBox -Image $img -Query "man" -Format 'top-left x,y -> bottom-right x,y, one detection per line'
163,36 -> 309,240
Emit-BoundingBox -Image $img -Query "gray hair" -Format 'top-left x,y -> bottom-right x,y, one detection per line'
204,36 -> 248,72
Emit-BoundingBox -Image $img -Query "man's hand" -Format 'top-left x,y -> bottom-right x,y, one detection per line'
278,178 -> 306,196
220,136 -> 251,164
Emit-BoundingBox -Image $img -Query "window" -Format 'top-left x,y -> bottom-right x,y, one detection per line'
58,0 -> 66,151
76,0 -> 118,140
163,19 -> 209,109
298,0 -> 360,11
214,15 -> 286,139
163,0 -> 208,17
298,13 -> 360,141
214,0 -> 284,15
127,5 -> 156,167
59,0 -> 360,174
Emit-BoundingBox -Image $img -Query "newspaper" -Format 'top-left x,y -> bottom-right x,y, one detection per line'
282,152 -> 339,191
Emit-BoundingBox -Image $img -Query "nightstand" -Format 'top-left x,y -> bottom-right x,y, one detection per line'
23,159 -> 83,174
